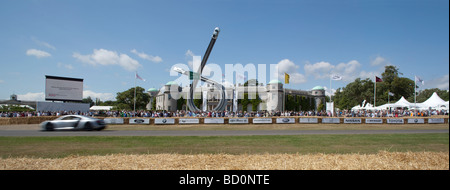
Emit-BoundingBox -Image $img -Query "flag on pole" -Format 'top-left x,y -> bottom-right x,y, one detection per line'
233,88 -> 238,113
284,73 -> 290,84
331,74 -> 342,81
415,76 -> 424,85
375,76 -> 383,82
136,72 -> 146,82
388,92 -> 394,96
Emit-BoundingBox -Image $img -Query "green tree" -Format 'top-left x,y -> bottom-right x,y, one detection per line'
115,86 -> 150,110
300,96 -> 308,111
381,65 -> 402,85
193,94 -> 202,110
177,96 -> 185,110
333,66 -> 417,109
238,93 -> 261,111
250,94 -> 262,111
379,65 -> 415,103
82,96 -> 94,107
317,102 -> 324,111
151,97 -> 156,110
333,78 -> 375,109
114,103 -> 131,110
100,100 -> 116,106
408,88 -> 450,102
390,77 -> 415,100
0,105 -> 34,112
243,79 -> 259,86
285,94 -> 301,111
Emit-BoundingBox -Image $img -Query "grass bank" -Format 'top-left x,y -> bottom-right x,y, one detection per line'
0,133 -> 448,158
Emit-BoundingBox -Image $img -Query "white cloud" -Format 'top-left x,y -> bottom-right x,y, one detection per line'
276,59 -> 307,84
304,60 -> 381,82
17,92 -> 45,101
0,79 -> 4,84
185,49 -> 195,57
304,61 -> 334,79
73,49 -> 141,72
118,53 -> 140,71
185,49 -> 196,68
57,62 -> 74,70
72,52 -> 94,64
288,72 -> 307,84
26,49 -> 51,58
31,37 -> 56,50
277,59 -> 299,73
334,60 -> 362,80
83,90 -> 116,101
323,86 -> 337,97
131,49 -> 162,63
358,70 -> 380,81
90,49 -> 119,66
370,55 -> 389,66
422,74 -> 449,90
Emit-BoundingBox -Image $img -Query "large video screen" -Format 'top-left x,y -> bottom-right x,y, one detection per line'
45,75 -> 83,102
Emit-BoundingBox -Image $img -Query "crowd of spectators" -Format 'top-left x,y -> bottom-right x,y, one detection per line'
0,110 -> 93,118
333,109 -> 448,117
1,108 -> 447,118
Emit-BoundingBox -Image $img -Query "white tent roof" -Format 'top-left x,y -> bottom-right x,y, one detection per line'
377,103 -> 405,109
395,96 -> 412,107
351,101 -> 376,110
376,96 -> 412,110
351,105 -> 362,110
354,93 -> 448,111
420,92 -> 446,107
90,106 -> 113,111
364,103 -> 373,108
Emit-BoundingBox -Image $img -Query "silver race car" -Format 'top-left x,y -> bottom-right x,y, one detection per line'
40,115 -> 107,131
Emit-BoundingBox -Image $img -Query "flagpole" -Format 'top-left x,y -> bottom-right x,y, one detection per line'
283,86 -> 285,112
414,75 -> 417,112
374,76 -> 376,107
330,75 -> 332,102
134,71 -> 137,116
388,90 -> 390,104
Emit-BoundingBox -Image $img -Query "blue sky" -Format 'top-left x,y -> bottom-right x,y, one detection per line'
1,0 -> 448,101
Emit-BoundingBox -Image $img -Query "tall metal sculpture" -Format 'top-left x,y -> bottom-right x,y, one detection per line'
173,27 -> 226,111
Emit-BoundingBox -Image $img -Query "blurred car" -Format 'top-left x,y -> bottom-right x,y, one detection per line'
40,115 -> 107,131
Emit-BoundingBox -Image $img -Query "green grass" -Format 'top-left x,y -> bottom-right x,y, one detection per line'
0,133 -> 448,158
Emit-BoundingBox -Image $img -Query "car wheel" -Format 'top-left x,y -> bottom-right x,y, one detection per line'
45,123 -> 54,131
84,122 -> 93,131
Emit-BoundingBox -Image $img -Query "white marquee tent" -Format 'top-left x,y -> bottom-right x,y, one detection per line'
416,92 -> 448,110
351,101 -> 376,110
376,96 -> 412,110
90,106 -> 113,111
353,92 -> 448,111
396,96 -> 413,107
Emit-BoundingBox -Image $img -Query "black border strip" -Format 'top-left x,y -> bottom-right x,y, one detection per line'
45,75 -> 84,82
0,170 -> 448,187
44,98 -> 83,102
